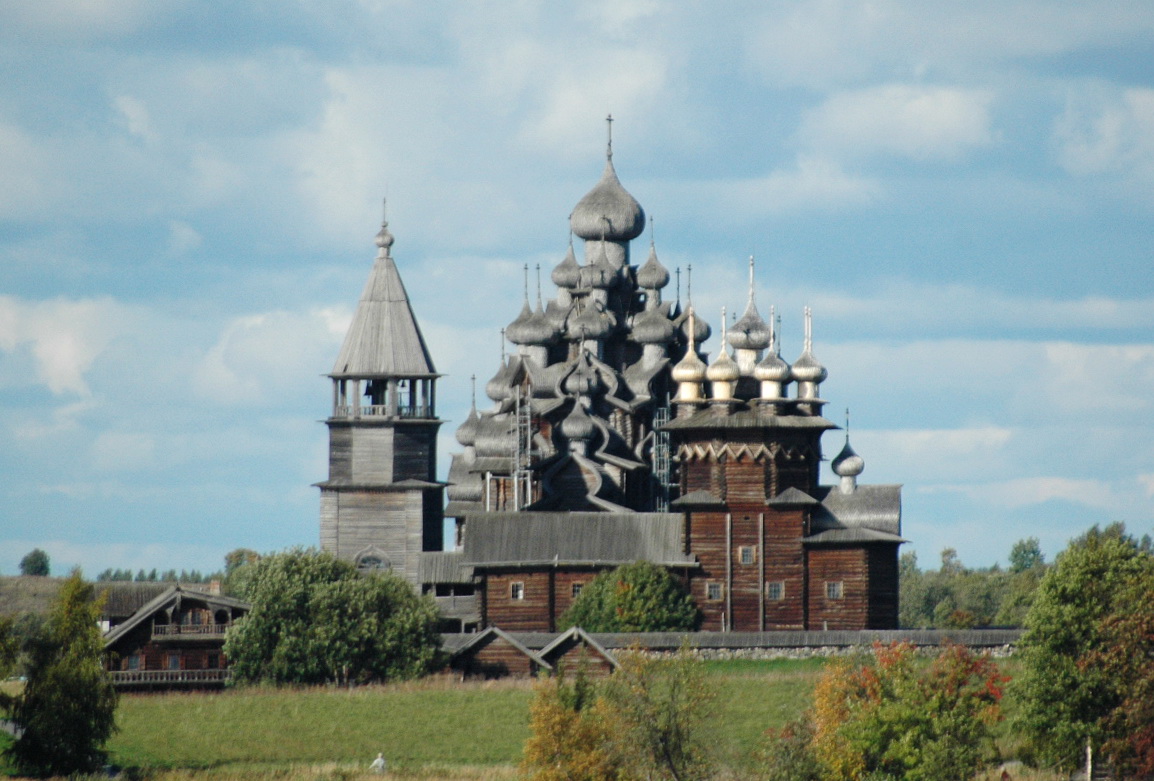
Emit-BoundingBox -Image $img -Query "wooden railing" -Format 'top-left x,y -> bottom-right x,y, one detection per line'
152,624 -> 229,639
110,669 -> 231,686
332,405 -> 431,419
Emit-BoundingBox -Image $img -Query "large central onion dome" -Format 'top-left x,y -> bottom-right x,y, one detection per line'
569,157 -> 645,242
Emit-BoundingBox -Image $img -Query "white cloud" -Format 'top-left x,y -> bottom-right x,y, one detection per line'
1140,474 -> 1154,497
715,155 -> 882,217
936,476 -> 1120,511
91,431 -> 157,472
0,296 -> 134,396
114,94 -> 157,143
192,307 -> 348,405
1055,86 -> 1154,184
801,85 -> 996,162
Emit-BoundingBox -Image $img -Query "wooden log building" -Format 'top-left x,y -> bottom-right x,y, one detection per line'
318,119 -> 904,635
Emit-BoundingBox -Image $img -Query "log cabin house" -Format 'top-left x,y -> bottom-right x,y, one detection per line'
102,584 -> 249,690
318,119 -> 904,635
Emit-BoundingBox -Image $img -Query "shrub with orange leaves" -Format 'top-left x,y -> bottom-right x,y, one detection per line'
804,642 -> 1006,781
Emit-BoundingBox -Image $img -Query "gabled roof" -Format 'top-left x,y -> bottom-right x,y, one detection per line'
102,585 -> 249,648
812,484 -> 902,537
331,252 -> 436,378
449,626 -> 552,672
539,626 -> 620,671
461,512 -> 696,568
418,551 -> 474,584
766,487 -> 819,507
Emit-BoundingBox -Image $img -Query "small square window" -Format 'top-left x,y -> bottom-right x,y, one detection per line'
738,546 -> 757,565
766,581 -> 785,601
826,581 -> 844,600
571,583 -> 584,598
510,582 -> 525,600
167,652 -> 181,671
126,653 -> 141,671
705,582 -> 724,601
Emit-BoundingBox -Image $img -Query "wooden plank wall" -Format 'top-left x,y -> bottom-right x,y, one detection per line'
458,638 -> 540,679
483,569 -> 601,631
806,547 -> 870,630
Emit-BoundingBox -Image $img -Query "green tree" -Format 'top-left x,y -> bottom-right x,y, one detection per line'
601,648 -> 715,781
223,547 -> 261,598
522,666 -> 623,781
1087,567 -> 1154,776
809,642 -> 1005,781
224,548 -> 441,685
5,570 -> 118,777
1012,523 -> 1154,771
560,561 -> 701,633
1009,537 -> 1045,573
18,548 -> 49,577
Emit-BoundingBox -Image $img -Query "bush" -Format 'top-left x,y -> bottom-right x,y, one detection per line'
560,561 -> 700,633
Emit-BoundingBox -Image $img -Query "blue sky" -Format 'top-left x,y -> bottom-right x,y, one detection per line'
2,0 -> 1153,577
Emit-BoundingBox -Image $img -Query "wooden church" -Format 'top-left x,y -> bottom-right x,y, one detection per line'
317,120 -> 903,633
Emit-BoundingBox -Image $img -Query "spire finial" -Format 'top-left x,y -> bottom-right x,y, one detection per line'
686,307 -> 697,351
720,306 -> 728,351
374,197 -> 395,256
522,264 -> 530,303
535,264 -> 543,307
500,328 -> 506,362
804,306 -> 813,351
776,311 -> 783,355
747,255 -> 756,305
470,374 -> 477,409
687,264 -> 693,303
769,304 -> 777,350
675,267 -> 682,306
649,215 -> 655,248
606,113 -> 614,160
844,407 -> 851,443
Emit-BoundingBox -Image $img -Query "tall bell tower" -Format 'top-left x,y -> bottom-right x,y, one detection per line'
317,205 -> 444,584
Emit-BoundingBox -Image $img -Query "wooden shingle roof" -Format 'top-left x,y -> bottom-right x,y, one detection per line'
331,250 -> 436,379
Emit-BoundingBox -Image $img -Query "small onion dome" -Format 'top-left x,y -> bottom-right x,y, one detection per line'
455,405 -> 480,447
706,345 -> 740,384
375,221 -> 395,254
791,349 -> 827,383
730,300 -> 771,351
578,244 -> 617,289
831,440 -> 865,478
753,349 -> 792,383
545,299 -> 571,331
792,306 -> 827,383
552,243 -> 581,289
560,402 -> 596,442
521,302 -> 558,345
504,300 -> 536,344
486,363 -> 511,402
568,303 -> 612,340
671,343 -> 707,384
563,353 -> 602,396
570,158 -> 646,242
631,306 -> 675,345
636,243 -> 670,290
675,307 -> 711,344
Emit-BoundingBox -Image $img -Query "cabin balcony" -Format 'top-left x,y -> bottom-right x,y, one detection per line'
109,668 -> 231,690
433,594 -> 479,621
152,623 -> 230,641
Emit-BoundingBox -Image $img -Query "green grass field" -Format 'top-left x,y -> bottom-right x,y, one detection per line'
105,659 -> 824,776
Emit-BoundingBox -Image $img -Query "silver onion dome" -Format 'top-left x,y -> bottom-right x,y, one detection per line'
754,349 -> 792,383
552,242 -> 581,289
568,303 -> 612,340
560,402 -> 596,442
569,159 -> 645,242
631,306 -> 675,345
504,300 -> 536,345
636,242 -> 670,290
521,301 -> 559,346
675,307 -> 711,344
671,309 -> 707,383
831,440 -> 865,477
455,405 -> 480,447
730,301 -> 771,351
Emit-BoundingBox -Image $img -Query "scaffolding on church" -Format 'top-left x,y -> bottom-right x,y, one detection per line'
512,385 -> 534,510
652,395 -> 674,512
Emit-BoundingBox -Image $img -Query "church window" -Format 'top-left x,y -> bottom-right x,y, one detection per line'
826,581 -> 844,600
766,581 -> 785,601
705,582 -> 724,601
510,582 -> 525,600
738,546 -> 757,565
